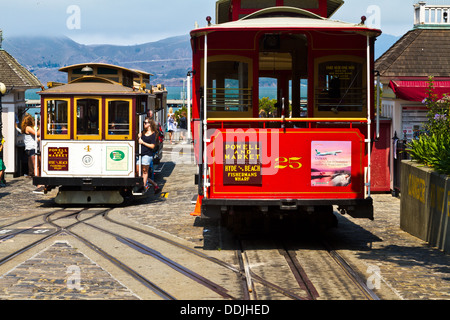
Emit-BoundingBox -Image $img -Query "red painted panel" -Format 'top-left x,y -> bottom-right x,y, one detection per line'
371,121 -> 391,192
206,128 -> 366,200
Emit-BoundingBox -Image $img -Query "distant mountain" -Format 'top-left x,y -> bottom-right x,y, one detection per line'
2,32 -> 399,88
2,35 -> 192,86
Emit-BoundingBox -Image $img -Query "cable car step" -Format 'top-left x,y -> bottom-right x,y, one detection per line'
32,186 -> 46,195
55,190 -> 124,205
153,162 -> 165,173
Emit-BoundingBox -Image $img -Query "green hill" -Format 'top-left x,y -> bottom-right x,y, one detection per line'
2,34 -> 191,86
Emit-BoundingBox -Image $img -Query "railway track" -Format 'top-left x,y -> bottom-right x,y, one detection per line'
0,208 -> 241,300
237,236 -> 380,300
0,208 -> 380,300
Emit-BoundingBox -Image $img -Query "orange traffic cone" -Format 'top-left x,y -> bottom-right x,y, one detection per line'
190,195 -> 203,217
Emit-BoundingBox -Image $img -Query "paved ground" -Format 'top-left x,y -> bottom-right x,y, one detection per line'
330,195 -> 450,300
0,241 -> 139,300
0,142 -> 449,300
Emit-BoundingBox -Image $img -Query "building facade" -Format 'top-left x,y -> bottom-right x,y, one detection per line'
375,1 -> 450,191
0,31 -> 42,177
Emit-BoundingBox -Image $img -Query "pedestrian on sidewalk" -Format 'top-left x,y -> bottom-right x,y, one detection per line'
179,111 -> 187,143
21,114 -> 40,178
167,107 -> 177,144
137,118 -> 161,194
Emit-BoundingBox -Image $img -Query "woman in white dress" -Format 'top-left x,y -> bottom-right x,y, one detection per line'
167,107 -> 177,144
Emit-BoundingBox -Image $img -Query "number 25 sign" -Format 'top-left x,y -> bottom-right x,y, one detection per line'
275,157 -> 302,170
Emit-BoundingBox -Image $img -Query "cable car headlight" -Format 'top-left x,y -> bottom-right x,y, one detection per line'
82,154 -> 94,167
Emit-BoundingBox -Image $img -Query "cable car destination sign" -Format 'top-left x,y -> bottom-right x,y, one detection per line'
48,147 -> 69,171
223,141 -> 262,186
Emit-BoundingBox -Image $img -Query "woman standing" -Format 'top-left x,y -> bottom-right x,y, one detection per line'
21,114 -> 40,178
167,107 -> 177,144
137,118 -> 161,193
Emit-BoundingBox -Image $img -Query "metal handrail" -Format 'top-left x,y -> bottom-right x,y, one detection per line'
206,118 -> 368,123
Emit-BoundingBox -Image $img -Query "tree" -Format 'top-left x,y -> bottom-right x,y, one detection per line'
259,97 -> 277,116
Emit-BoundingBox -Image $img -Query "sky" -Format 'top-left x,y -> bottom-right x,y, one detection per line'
0,0 -> 438,45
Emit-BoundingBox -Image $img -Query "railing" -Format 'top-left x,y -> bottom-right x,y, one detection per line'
206,87 -> 252,112
47,122 -> 68,135
315,87 -> 366,113
415,2 -> 450,25
206,117 -> 368,129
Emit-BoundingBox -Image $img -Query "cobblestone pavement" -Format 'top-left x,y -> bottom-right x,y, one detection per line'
0,142 -> 449,300
329,195 -> 450,300
0,241 -> 139,300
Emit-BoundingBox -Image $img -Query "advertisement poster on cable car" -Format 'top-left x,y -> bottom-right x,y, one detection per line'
311,141 -> 352,187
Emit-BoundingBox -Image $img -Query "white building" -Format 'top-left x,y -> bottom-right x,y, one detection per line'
0,31 -> 42,177
375,1 -> 450,192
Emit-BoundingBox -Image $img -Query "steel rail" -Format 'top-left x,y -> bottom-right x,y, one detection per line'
0,229 -> 63,267
77,214 -> 236,300
64,228 -> 176,300
47,209 -> 176,300
322,240 -> 380,300
104,211 -> 307,300
0,209 -> 94,266
0,209 -> 80,241
102,211 -> 240,273
0,209 -> 64,229
0,209 -> 87,266
249,270 -> 307,300
279,248 -> 320,300
235,244 -> 254,300
237,239 -> 307,300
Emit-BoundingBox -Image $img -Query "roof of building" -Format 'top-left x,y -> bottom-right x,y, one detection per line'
0,49 -> 42,89
376,28 -> 450,79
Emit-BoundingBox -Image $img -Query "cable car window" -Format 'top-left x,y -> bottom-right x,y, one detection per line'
45,99 -> 69,138
284,0 -> 319,9
316,60 -> 365,114
98,67 -> 118,75
72,68 -> 84,74
241,0 -> 276,9
76,98 -> 100,135
107,100 -> 130,137
207,60 -> 251,112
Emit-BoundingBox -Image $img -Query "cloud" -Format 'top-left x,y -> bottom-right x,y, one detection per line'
333,0 -> 417,36
1,0 -> 419,45
1,0 -> 215,44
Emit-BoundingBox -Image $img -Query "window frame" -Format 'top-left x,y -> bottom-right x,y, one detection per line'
74,96 -> 103,140
314,55 -> 367,118
43,98 -> 71,140
105,98 -> 133,141
201,55 -> 254,119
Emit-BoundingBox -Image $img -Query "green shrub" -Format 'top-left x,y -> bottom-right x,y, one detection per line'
406,77 -> 450,175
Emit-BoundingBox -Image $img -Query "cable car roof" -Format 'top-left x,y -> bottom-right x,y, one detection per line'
39,81 -> 151,96
192,7 -> 381,37
215,0 -> 345,20
59,63 -> 142,75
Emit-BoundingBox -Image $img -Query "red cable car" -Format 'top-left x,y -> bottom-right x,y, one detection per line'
190,0 -> 382,227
